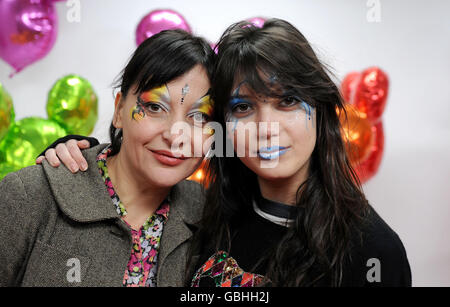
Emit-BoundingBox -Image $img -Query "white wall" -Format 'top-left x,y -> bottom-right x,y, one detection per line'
1,0 -> 449,286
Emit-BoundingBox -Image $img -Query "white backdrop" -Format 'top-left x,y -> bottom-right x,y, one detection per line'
1,0 -> 449,286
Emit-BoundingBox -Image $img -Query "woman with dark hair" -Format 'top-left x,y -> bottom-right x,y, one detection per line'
189,19 -> 411,287
37,19 -> 411,287
0,30 -> 215,286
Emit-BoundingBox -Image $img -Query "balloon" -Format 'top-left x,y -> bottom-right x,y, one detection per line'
136,9 -> 192,45
0,0 -> 60,75
0,163 -> 21,181
47,74 -> 98,135
341,72 -> 361,103
0,117 -> 67,169
353,67 -> 389,123
187,159 -> 210,188
338,105 -> 375,165
355,121 -> 385,183
0,82 -> 15,140
209,42 -> 218,54
247,17 -> 266,28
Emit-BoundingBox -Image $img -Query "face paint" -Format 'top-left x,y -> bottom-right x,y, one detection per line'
269,74 -> 277,85
131,99 -> 146,121
181,83 -> 190,104
190,93 -> 214,118
131,84 -> 171,121
140,84 -> 171,107
188,92 -> 214,130
301,101 -> 314,130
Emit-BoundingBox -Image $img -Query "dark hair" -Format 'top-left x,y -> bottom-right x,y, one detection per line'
189,19 -> 369,286
109,30 -> 215,155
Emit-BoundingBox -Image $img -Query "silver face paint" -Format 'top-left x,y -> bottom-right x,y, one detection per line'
181,83 -> 190,103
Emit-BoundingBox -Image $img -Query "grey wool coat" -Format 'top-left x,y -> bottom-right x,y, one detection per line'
0,144 -> 204,287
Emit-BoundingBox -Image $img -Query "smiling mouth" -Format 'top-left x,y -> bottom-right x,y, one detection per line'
150,149 -> 189,166
257,146 -> 291,160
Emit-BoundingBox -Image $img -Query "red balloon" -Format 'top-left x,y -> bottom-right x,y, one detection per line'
353,67 -> 389,123
354,121 -> 384,183
341,72 -> 361,103
338,105 -> 375,165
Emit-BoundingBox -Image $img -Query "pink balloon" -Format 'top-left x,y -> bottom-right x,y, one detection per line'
247,17 -> 266,28
136,9 -> 192,46
209,42 -> 218,54
0,0 -> 60,76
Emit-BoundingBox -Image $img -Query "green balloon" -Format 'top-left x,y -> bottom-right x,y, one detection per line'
47,74 -> 98,135
0,117 -> 67,169
0,163 -> 21,181
0,82 -> 15,141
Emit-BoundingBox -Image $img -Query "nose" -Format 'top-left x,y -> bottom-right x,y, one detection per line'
161,113 -> 191,149
257,107 -> 279,141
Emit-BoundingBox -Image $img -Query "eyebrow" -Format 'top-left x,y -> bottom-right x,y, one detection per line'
190,92 -> 214,113
139,84 -> 171,103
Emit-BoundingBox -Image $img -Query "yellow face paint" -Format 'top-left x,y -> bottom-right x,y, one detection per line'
140,85 -> 171,105
130,103 -> 145,121
130,84 -> 171,122
193,94 -> 214,118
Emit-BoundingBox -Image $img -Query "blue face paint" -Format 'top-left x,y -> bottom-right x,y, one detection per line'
229,97 -> 247,109
301,101 -> 314,129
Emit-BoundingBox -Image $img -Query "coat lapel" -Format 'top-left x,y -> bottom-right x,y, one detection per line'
42,144 -> 119,223
157,180 -> 204,286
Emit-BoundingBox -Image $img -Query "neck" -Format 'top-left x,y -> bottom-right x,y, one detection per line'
257,162 -> 310,206
107,151 -> 170,228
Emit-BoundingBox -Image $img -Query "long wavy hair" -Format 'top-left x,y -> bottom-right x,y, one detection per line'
189,19 -> 370,286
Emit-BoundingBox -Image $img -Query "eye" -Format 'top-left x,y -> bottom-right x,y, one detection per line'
144,102 -> 163,113
232,103 -> 252,113
191,112 -> 210,125
280,96 -> 301,107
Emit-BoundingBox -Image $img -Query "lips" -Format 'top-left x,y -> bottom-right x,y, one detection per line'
150,149 -> 189,166
257,146 -> 291,160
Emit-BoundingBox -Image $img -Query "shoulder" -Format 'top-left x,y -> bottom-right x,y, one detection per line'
358,206 -> 407,257
348,205 -> 412,286
1,164 -> 52,201
175,180 -> 205,197
170,180 -> 205,223
0,165 -> 56,228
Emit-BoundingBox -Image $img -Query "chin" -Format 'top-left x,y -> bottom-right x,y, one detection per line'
249,160 -> 301,181
143,168 -> 190,188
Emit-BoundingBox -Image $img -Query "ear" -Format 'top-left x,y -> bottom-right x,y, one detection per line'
112,92 -> 124,129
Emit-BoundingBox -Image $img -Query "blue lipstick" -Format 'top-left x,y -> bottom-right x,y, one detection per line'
258,146 -> 291,160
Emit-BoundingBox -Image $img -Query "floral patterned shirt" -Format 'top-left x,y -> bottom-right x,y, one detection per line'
97,146 -> 170,287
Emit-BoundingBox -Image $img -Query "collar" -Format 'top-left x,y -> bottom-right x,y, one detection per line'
253,196 -> 299,227
42,143 -> 201,225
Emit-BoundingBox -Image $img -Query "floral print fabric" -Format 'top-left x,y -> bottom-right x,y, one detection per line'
97,146 -> 169,287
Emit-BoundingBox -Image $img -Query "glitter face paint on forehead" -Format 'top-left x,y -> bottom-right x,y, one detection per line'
181,83 -> 190,104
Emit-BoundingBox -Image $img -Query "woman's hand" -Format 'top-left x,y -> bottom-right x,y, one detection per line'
36,139 -> 91,173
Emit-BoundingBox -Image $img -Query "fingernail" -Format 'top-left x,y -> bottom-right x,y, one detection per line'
80,163 -> 88,171
71,164 -> 79,172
